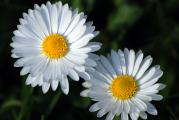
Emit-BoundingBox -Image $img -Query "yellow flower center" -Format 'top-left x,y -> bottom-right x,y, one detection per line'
109,75 -> 138,100
42,34 -> 68,59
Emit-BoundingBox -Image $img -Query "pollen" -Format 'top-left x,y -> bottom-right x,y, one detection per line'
109,75 -> 138,100
42,34 -> 68,59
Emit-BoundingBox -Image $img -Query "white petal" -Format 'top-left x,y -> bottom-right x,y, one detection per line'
80,90 -> 90,97
132,97 -> 147,111
67,18 -> 86,43
142,83 -> 160,91
97,109 -> 107,118
37,75 -> 43,86
13,30 -> 25,37
88,88 -> 110,100
138,89 -> 158,95
31,76 -> 39,87
105,112 -> 114,120
130,113 -> 139,120
12,47 -> 41,57
85,58 -> 97,67
146,102 -> 158,115
51,80 -> 59,91
150,94 -> 163,101
84,42 -> 102,52
59,76 -> 67,89
11,53 -> 19,58
17,24 -> 41,42
70,34 -> 94,49
157,83 -> 166,90
34,4 -> 40,10
77,71 -> 90,80
111,50 -> 123,75
58,4 -> 69,34
92,70 -> 111,84
68,69 -> 79,81
151,67 -> 163,80
50,4 -> 58,33
30,57 -> 48,77
89,91 -> 109,101
43,61 -> 57,81
69,25 -> 86,43
128,100 -> 140,113
100,55 -> 116,78
40,4 -> 52,34
87,76 -> 109,89
14,57 -> 34,67
25,75 -> 33,85
132,50 -> 143,76
128,50 -> 135,75
138,67 -> 156,84
136,94 -> 152,101
124,48 -> 130,74
121,112 -> 129,120
74,66 -> 85,72
139,69 -> 163,88
64,12 -> 82,36
84,22 -> 99,37
118,49 -> 126,75
70,24 -> 97,48
12,36 -> 40,46
82,82 -> 92,88
123,48 -> 135,75
89,103 -> 100,112
42,82 -> 50,93
26,14 -> 45,39
20,67 -> 30,76
19,18 -> 27,25
123,101 -> 130,113
65,53 -> 85,65
96,61 -> 113,81
63,56 -> 76,65
60,7 -> 72,34
89,53 -> 100,60
70,47 -> 92,54
116,101 -> 123,116
135,56 -> 153,79
33,10 -> 49,36
139,112 -> 147,119
60,77 -> 69,95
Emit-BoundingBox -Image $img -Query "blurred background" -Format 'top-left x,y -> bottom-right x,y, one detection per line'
0,0 -> 179,120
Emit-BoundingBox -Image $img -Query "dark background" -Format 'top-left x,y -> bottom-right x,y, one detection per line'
0,0 -> 179,120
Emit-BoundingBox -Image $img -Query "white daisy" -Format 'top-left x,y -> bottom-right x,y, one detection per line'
81,48 -> 165,120
10,1 -> 101,94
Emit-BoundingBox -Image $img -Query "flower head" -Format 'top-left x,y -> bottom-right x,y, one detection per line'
81,48 -> 165,120
11,1 -> 101,94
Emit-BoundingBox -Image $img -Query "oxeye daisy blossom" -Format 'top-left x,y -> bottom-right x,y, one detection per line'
81,48 -> 165,120
10,1 -> 101,94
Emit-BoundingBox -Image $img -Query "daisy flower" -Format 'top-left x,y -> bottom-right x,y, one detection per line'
10,1 -> 101,94
81,48 -> 165,120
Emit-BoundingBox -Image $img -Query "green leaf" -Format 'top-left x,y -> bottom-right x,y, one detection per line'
83,0 -> 95,12
47,91 -> 62,116
114,0 -> 124,7
162,68 -> 174,99
72,97 -> 91,108
16,79 -> 34,120
1,99 -> 21,109
107,5 -> 142,31
71,0 -> 83,11
0,99 -> 21,116
41,115 -> 45,120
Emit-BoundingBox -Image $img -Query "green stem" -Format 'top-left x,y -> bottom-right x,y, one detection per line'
46,91 -> 62,117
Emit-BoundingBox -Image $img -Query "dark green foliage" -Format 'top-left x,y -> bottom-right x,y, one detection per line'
0,0 -> 179,120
